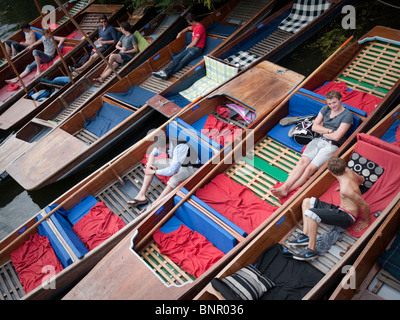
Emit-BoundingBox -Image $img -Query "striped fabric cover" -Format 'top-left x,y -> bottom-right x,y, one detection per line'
278,0 -> 332,34
211,265 -> 275,300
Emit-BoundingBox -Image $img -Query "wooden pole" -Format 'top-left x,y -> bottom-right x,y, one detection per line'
135,36 -> 354,250
53,0 -> 122,80
34,0 -> 75,84
0,41 -> 29,95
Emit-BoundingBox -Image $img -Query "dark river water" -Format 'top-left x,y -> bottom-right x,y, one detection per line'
1,0 -> 400,240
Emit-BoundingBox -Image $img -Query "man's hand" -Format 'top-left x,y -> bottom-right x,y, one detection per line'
354,220 -> 369,232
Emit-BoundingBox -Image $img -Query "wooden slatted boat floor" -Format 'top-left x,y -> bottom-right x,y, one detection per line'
226,0 -> 271,25
363,268 -> 400,299
282,223 -> 357,275
57,0 -> 91,25
0,162 -> 166,299
337,39 -> 400,98
247,29 -> 292,58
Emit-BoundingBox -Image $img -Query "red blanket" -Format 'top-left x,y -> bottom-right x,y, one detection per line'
319,133 -> 400,237
201,114 -> 242,146
314,81 -> 382,116
10,233 -> 63,294
195,174 -> 278,234
73,202 -> 126,251
153,224 -> 224,278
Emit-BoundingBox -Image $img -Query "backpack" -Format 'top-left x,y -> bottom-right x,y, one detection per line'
288,115 -> 317,145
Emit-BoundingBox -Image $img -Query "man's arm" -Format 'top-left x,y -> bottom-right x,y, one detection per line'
345,188 -> 370,231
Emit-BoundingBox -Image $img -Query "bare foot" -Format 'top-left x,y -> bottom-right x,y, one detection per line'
5,78 -> 17,84
270,186 -> 288,199
127,197 -> 148,206
93,78 -> 103,84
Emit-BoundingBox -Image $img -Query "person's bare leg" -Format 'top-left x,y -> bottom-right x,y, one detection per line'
128,171 -> 154,204
34,55 -> 42,77
5,69 -> 29,83
301,198 -> 318,251
286,162 -> 318,194
76,53 -> 98,73
271,157 -> 311,198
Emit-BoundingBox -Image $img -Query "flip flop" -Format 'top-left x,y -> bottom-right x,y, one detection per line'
127,198 -> 148,207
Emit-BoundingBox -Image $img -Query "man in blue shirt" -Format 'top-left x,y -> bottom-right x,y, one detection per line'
128,134 -> 200,207
69,15 -> 118,76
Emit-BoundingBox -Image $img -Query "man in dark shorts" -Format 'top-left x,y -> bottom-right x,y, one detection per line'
69,15 -> 117,76
5,22 -> 37,57
289,156 -> 370,260
93,21 -> 137,83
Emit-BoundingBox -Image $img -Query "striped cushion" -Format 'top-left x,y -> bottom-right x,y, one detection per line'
211,265 -> 274,300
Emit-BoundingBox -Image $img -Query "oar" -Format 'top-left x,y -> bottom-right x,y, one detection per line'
135,36 -> 354,251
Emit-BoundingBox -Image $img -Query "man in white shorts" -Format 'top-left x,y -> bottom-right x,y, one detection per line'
271,90 -> 353,199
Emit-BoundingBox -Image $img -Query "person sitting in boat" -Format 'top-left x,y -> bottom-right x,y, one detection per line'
289,156 -> 370,260
5,28 -> 65,82
152,12 -> 206,80
69,15 -> 118,76
92,21 -> 137,83
271,90 -> 353,199
4,21 -> 37,57
128,133 -> 201,207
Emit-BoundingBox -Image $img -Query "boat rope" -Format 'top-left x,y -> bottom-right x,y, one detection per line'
377,0 -> 400,9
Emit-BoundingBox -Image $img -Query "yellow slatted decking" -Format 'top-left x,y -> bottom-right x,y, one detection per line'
337,40 -> 400,98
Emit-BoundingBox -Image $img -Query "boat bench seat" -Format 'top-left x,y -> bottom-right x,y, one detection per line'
159,194 -> 237,254
166,117 -> 221,164
37,196 -> 98,267
267,92 -> 362,153
179,56 -> 238,102
180,186 -> 247,237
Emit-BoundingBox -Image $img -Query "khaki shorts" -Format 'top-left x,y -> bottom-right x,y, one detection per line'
302,137 -> 339,168
154,158 -> 198,188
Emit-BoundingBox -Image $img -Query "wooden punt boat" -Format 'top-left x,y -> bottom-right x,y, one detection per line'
0,3 -> 126,114
2,0 -> 277,189
195,104 -> 400,301
328,105 -> 400,300
0,59 -> 303,300
0,4 -> 158,132
61,26 -> 400,300
0,0 -> 95,69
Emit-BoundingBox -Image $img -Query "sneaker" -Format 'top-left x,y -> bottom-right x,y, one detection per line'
71,71 -> 79,77
287,233 -> 309,246
152,70 -> 167,79
293,248 -> 317,261
68,66 -> 75,72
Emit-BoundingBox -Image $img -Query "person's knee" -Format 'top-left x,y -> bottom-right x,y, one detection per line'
304,164 -> 318,177
32,49 -> 40,56
302,198 -> 311,210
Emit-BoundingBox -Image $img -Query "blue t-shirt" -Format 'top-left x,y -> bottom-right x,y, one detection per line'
98,25 -> 118,49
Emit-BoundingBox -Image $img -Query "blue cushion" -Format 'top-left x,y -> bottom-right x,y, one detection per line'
185,34 -> 224,66
206,22 -> 239,37
84,101 -> 133,138
37,214 -> 72,268
166,120 -> 216,164
381,119 -> 400,143
67,195 -> 98,226
180,187 -> 247,237
175,117 -> 222,150
106,86 -> 157,108
191,115 -> 209,133
44,205 -> 89,259
173,195 -> 237,254
159,215 -> 187,234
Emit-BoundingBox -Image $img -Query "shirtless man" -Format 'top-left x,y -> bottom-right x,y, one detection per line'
289,156 -> 370,260
5,22 -> 37,57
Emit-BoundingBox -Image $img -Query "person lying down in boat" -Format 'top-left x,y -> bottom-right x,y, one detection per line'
6,29 -> 65,82
289,156 -> 370,261
93,21 -> 138,84
127,134 -> 201,207
271,90 -> 353,199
